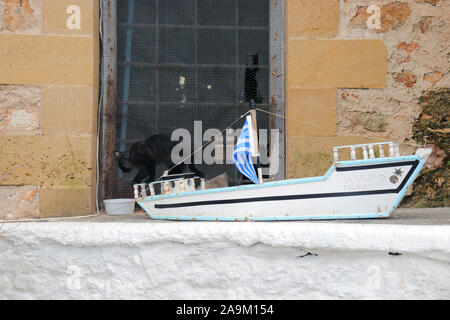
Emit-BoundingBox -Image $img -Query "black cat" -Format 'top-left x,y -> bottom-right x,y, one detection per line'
115,133 -> 203,184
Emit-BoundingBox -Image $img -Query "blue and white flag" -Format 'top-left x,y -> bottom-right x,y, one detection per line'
232,115 -> 260,184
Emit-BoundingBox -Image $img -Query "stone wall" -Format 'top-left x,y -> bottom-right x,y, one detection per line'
338,0 -> 448,145
286,0 -> 388,178
0,0 -> 99,219
0,1 -> 447,219
286,0 -> 448,207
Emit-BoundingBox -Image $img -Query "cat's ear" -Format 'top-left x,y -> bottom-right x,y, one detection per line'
114,151 -> 121,157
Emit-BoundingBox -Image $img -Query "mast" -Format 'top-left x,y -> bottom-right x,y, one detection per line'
250,100 -> 264,183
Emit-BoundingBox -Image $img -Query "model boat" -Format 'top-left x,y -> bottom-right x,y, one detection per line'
134,108 -> 431,221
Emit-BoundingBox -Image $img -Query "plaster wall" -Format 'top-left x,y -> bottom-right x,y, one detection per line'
0,219 -> 448,299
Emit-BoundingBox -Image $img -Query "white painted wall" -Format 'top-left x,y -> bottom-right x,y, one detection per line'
0,220 -> 449,299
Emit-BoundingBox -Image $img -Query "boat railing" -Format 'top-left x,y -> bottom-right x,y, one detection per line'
333,142 -> 400,162
133,176 -> 205,200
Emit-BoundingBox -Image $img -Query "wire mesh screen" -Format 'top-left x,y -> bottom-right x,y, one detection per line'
112,0 -> 278,198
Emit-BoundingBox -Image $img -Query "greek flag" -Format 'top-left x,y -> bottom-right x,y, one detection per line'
232,115 -> 260,184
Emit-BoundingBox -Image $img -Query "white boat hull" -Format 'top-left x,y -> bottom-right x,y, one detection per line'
137,155 -> 427,221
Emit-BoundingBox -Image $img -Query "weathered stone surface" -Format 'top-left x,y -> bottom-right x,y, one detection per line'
415,16 -> 433,33
287,40 -> 387,88
40,186 -> 95,218
423,71 -> 443,83
354,112 -> 387,132
337,88 -> 421,144
42,86 -> 97,135
0,85 -> 41,135
0,185 -> 39,220
348,2 -> 412,32
392,71 -> 417,88
43,0 -> 97,35
0,34 -> 96,86
0,136 -> 94,187
0,85 -> 41,108
0,109 -> 39,134
416,0 -> 440,5
287,88 -> 337,136
0,0 -> 41,33
287,0 -> 338,37
337,0 -> 449,151
395,41 -> 420,65
397,41 -> 419,54
286,136 -> 386,178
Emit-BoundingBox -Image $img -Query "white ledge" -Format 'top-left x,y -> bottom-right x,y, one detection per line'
3,208 -> 449,259
1,208 -> 449,299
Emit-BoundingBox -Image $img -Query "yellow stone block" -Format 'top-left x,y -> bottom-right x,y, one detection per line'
40,186 -> 95,218
0,136 -> 94,187
43,0 -> 98,35
286,136 -> 387,178
287,88 -> 337,136
42,86 -> 98,135
287,40 -> 388,88
287,0 -> 338,37
0,34 -> 96,86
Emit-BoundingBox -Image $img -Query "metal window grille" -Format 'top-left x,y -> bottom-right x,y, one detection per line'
99,0 -> 285,201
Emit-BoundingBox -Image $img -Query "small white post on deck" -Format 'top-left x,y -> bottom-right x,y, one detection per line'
133,185 -> 139,199
350,146 -> 356,160
368,144 -> 375,159
200,178 -> 206,190
362,145 -> 368,159
149,184 -> 155,196
389,143 -> 395,157
394,143 -> 400,157
379,144 -> 385,158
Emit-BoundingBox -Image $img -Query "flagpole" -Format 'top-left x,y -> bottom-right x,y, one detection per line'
250,100 -> 264,184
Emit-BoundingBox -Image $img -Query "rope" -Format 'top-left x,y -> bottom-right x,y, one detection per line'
160,110 -> 252,179
158,107 -> 286,180
1,213 -> 101,224
255,107 -> 286,118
